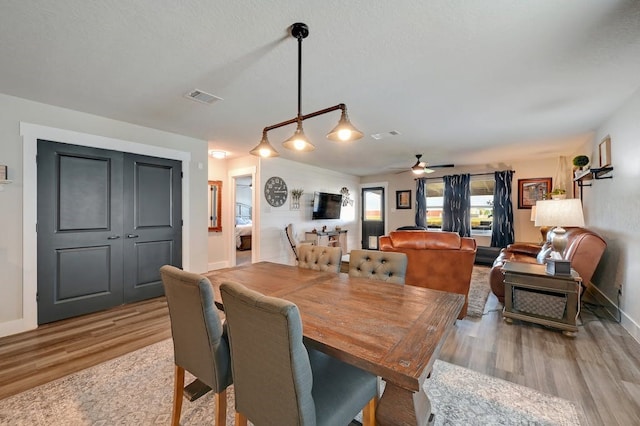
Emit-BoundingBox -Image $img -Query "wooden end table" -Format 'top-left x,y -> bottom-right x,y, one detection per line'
502,262 -> 582,337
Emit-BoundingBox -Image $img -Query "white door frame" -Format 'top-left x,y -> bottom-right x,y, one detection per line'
228,166 -> 257,266
13,122 -> 191,336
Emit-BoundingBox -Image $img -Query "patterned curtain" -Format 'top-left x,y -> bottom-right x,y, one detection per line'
442,174 -> 471,237
415,178 -> 427,228
491,170 -> 514,247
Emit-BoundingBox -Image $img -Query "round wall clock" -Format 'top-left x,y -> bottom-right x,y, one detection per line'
264,176 -> 288,207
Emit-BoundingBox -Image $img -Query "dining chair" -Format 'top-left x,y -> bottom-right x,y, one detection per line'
297,244 -> 342,273
348,249 -> 408,284
160,265 -> 233,426
220,281 -> 378,426
285,223 -> 316,261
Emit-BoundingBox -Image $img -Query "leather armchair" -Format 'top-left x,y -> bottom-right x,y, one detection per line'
489,227 -> 607,303
379,231 -> 477,318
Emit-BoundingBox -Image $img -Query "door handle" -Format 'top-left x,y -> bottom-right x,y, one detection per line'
107,235 -> 120,240
127,234 -> 139,239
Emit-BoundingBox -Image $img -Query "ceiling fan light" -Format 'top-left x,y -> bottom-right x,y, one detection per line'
326,109 -> 364,142
283,122 -> 315,152
424,168 -> 435,174
411,167 -> 425,175
250,133 -> 280,158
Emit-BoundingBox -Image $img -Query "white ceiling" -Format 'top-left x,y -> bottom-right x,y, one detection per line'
2,1 -> 639,176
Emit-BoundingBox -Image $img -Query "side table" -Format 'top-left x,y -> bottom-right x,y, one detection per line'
502,262 -> 581,336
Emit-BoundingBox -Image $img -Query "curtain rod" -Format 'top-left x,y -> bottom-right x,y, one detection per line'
415,170 -> 514,181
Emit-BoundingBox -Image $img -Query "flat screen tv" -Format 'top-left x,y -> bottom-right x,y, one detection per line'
312,191 -> 342,220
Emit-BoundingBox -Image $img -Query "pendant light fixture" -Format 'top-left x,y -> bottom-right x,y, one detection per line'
250,22 -> 363,158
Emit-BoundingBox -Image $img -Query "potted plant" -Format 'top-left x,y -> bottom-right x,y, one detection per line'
290,188 -> 303,209
572,155 -> 590,171
550,188 -> 567,200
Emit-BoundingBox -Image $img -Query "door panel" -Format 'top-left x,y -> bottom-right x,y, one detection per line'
37,141 -> 124,324
123,154 -> 182,303
38,142 -> 183,324
361,187 -> 385,250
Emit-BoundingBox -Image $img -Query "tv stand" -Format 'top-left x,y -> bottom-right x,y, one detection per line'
305,230 -> 348,253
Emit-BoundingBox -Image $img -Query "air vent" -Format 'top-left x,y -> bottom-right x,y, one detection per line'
184,89 -> 223,105
371,130 -> 401,140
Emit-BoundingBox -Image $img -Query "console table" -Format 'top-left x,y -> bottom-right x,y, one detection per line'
305,230 -> 348,253
502,262 -> 581,336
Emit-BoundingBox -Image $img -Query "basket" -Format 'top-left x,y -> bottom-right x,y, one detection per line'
513,288 -> 567,320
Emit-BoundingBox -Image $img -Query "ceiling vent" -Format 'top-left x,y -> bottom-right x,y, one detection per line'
371,130 -> 401,140
184,89 -> 223,105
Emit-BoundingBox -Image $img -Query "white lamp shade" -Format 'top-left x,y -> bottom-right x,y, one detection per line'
534,199 -> 585,227
530,205 -> 537,222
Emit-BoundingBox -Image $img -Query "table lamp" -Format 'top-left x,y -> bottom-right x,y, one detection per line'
530,205 -> 550,243
534,198 -> 585,274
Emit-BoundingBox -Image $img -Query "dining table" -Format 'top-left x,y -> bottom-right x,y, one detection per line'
205,261 -> 464,426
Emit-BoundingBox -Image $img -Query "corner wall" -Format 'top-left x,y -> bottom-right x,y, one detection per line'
583,88 -> 640,342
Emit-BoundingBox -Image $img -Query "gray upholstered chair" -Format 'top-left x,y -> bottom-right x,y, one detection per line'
160,265 -> 233,426
348,249 -> 408,284
297,244 -> 342,273
220,281 -> 378,426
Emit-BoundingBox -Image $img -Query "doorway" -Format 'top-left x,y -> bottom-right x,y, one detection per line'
37,140 -> 182,324
361,186 -> 386,249
234,175 -> 253,266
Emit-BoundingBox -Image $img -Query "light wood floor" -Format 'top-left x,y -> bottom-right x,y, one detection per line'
1,292 -> 639,425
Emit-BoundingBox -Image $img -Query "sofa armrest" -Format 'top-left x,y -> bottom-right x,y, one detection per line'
505,242 -> 541,257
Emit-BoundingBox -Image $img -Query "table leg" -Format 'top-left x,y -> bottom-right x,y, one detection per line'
376,382 -> 432,426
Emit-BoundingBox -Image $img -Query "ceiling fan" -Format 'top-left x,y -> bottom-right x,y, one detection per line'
395,154 -> 455,175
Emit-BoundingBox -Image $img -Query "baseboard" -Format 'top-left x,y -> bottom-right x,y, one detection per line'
585,285 -> 640,345
0,317 -> 36,339
207,261 -> 229,272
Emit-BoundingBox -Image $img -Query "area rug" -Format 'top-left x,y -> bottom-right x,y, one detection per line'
466,265 -> 492,317
0,339 -> 580,426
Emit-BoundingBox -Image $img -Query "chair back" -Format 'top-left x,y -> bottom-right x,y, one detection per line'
160,265 -> 232,393
285,223 -> 300,260
379,230 -> 476,318
297,245 -> 342,273
220,281 -> 315,425
348,249 -> 407,284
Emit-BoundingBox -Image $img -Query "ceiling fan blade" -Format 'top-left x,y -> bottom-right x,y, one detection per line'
428,164 -> 455,168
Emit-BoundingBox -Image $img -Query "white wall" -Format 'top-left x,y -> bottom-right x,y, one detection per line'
258,158 -> 360,265
0,93 -> 209,337
583,87 -> 640,341
207,155 -> 229,270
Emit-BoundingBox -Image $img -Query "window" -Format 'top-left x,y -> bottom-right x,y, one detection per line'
424,177 -> 494,235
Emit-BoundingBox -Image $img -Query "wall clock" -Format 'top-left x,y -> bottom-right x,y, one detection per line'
264,176 -> 288,207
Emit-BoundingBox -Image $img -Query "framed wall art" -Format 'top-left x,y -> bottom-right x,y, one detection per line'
599,135 -> 611,168
518,177 -> 552,209
396,190 -> 411,209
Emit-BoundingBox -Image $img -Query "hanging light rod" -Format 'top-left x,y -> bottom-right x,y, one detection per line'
250,22 -> 363,158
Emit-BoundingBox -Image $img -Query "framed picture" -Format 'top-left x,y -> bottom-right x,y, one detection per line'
599,135 -> 611,168
396,190 -> 411,209
518,177 -> 552,209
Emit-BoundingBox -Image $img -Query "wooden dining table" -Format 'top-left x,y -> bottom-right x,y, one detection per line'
205,261 -> 464,426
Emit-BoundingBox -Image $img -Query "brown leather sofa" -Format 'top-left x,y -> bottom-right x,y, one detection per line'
489,227 -> 607,303
379,230 -> 477,318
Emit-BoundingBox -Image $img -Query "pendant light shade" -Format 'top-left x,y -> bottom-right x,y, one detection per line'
326,108 -> 364,142
251,22 -> 363,157
249,132 -> 280,158
282,121 -> 315,151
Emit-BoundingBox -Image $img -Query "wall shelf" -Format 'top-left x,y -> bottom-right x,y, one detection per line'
573,166 -> 613,200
